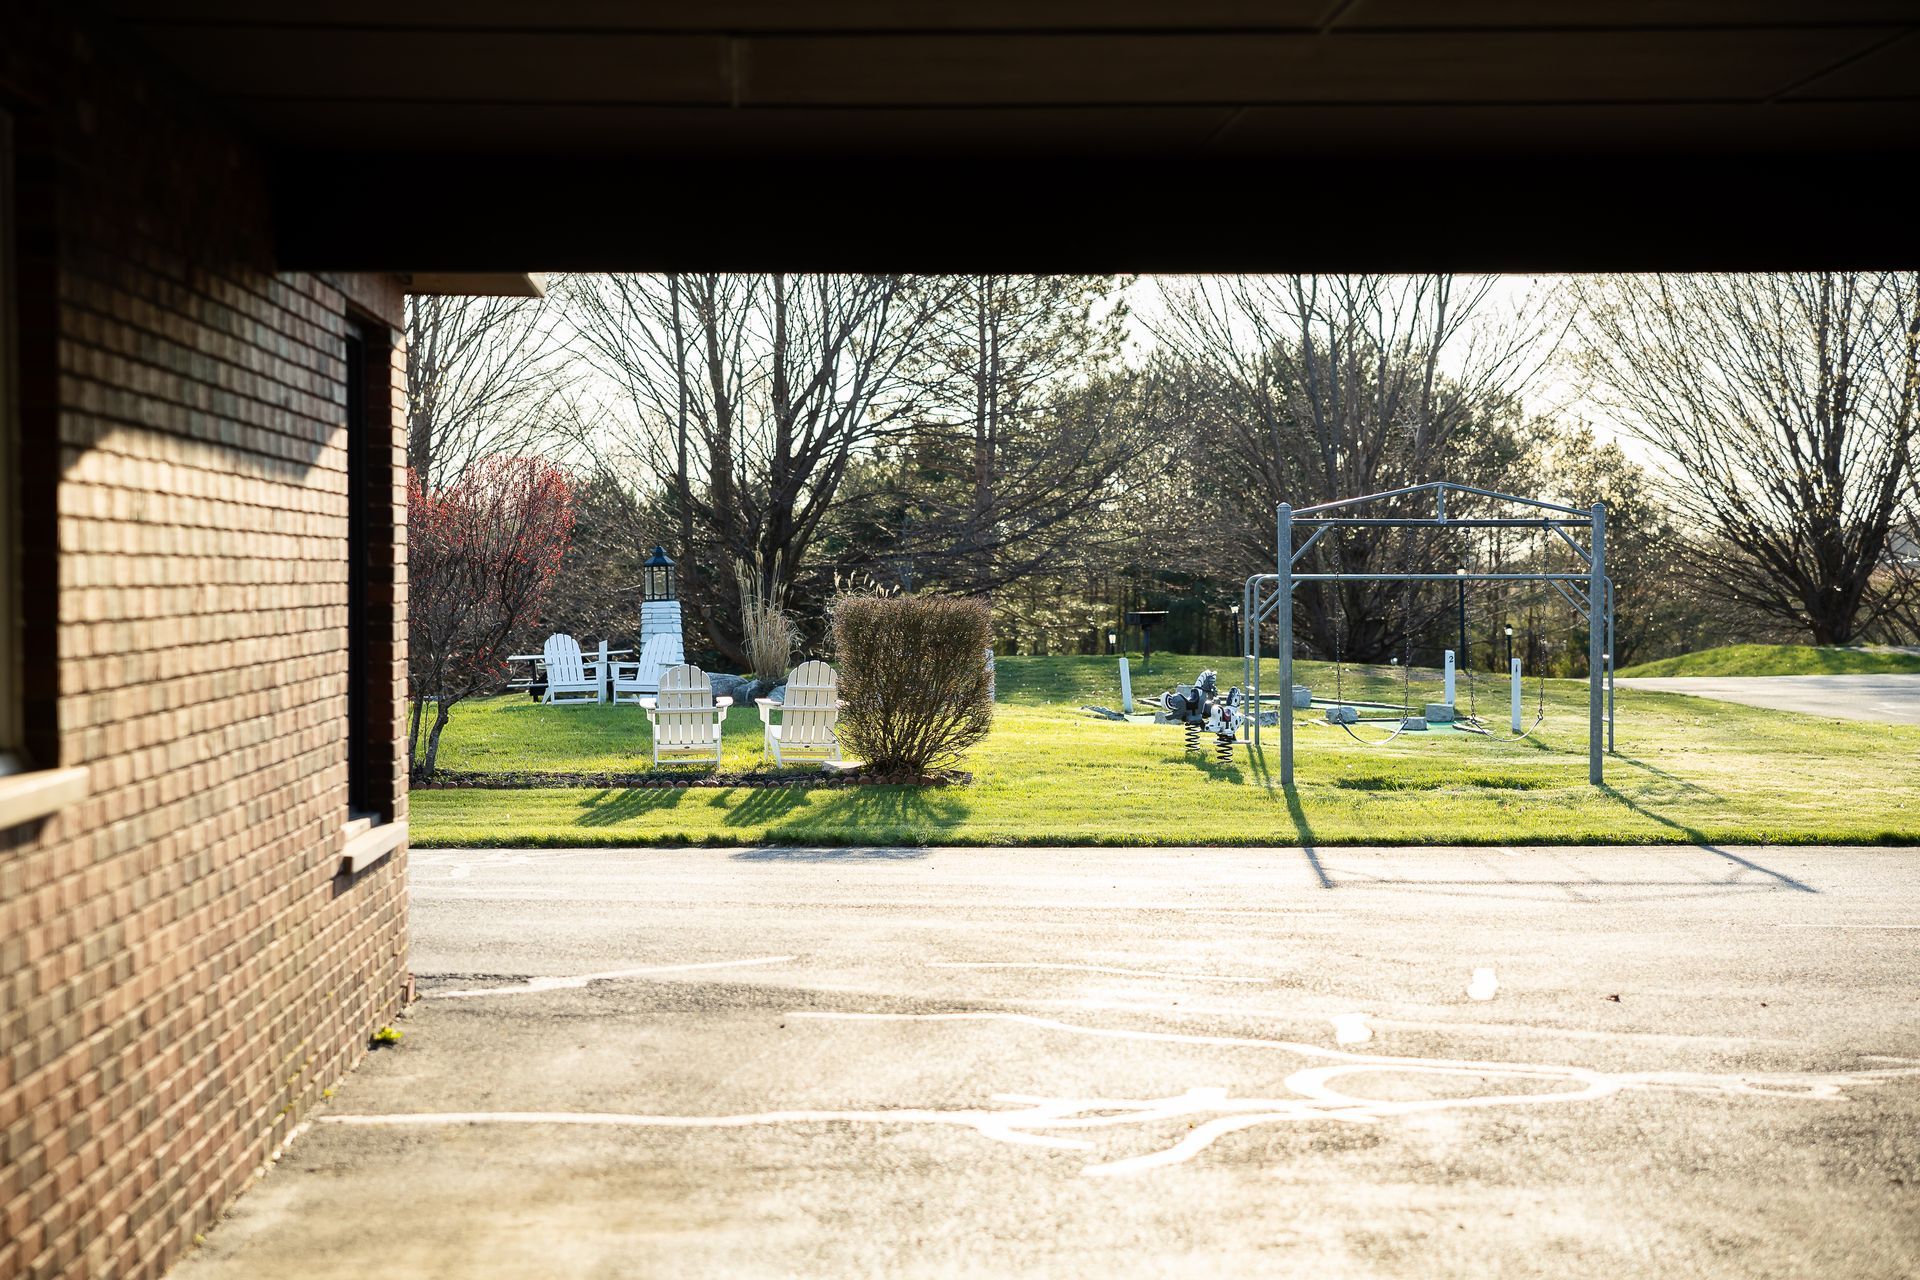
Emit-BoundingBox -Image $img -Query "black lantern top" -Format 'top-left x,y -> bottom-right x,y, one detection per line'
642,546 -> 677,602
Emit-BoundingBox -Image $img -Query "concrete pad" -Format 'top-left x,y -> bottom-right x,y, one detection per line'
177,845 -> 1920,1279
1616,674 -> 1920,724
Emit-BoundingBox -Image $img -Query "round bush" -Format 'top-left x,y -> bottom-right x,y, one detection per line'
831,594 -> 994,777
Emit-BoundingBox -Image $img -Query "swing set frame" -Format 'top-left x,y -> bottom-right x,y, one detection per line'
1241,481 -> 1617,786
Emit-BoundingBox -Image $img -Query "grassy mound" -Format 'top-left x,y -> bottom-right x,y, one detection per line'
1616,644 -> 1920,678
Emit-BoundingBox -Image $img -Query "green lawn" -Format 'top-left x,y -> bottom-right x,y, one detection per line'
410,655 -> 1920,848
1616,643 -> 1920,678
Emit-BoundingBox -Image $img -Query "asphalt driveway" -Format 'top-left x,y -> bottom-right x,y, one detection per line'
1615,673 -> 1920,723
176,844 -> 1920,1279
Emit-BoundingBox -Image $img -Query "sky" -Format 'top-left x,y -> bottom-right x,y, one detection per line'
1119,273 -> 1616,447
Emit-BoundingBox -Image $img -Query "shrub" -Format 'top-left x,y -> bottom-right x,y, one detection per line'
832,594 -> 994,776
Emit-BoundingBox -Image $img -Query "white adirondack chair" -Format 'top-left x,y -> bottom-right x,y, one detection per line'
541,633 -> 605,705
640,665 -> 732,765
757,660 -> 843,766
610,634 -> 679,705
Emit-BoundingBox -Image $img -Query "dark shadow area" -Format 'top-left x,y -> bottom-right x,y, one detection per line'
766,785 -> 971,842
731,847 -> 933,862
1281,784 -> 1334,890
1614,755 -> 1722,799
720,786 -> 812,827
1178,751 -> 1247,783
576,787 -> 686,827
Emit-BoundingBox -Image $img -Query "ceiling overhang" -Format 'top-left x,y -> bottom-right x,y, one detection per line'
97,1 -> 1920,270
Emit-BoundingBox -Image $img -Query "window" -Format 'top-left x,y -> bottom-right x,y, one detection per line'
337,313 -> 403,869
1,107 -> 17,776
0,105 -> 87,827
344,322 -> 373,817
342,316 -> 400,825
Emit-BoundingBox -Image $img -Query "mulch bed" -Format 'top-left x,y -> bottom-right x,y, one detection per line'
416,767 -> 970,790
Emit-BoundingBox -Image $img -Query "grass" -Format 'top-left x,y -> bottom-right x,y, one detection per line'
1616,643 -> 1920,678
410,655 -> 1920,848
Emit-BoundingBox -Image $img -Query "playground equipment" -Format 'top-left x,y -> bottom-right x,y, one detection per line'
1157,669 -> 1249,763
1241,481 -> 1617,786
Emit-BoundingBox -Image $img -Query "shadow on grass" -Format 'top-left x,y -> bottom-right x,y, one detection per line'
1614,754 -> 1722,799
1598,784 -> 1817,893
766,785 -> 972,843
576,787 -> 686,827
1178,748 -> 1247,783
719,786 -> 812,827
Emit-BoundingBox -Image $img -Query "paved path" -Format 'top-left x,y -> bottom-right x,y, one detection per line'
1616,673 -> 1920,723
179,845 -> 1920,1279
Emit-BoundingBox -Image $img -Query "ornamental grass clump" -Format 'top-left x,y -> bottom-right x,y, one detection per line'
831,594 -> 994,779
735,560 -> 797,683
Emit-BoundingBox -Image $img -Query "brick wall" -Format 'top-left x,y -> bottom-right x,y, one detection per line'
2,8 -> 411,1278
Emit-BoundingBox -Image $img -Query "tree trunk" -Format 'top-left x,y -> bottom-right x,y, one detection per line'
407,697 -> 427,776
422,700 -> 456,778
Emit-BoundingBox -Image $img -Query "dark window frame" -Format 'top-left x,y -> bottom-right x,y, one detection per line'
342,311 -> 401,826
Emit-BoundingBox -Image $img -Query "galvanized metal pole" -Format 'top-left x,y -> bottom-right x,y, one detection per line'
1245,577 -> 1259,748
1588,503 -> 1606,785
1605,576 -> 1616,753
1278,504 -> 1294,786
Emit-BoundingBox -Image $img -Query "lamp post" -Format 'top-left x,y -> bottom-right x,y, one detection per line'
1107,631 -> 1118,656
1505,623 -> 1514,670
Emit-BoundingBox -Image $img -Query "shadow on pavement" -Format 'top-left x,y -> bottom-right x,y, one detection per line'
731,847 -> 933,862
1600,784 -> 1817,893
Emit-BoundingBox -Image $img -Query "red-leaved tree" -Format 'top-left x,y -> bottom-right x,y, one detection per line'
409,456 -> 575,777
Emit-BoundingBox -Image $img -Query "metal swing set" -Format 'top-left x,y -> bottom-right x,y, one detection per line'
1240,481 -> 1618,786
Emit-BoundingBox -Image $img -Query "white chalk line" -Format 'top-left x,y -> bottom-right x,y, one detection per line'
426,956 -> 795,1000
409,849 -> 607,882
929,961 -> 1269,985
1021,997 -> 1816,1048
323,1010 -> 1920,1178
1773,923 -> 1920,930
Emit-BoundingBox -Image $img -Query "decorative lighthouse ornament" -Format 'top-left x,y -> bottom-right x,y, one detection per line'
639,546 -> 685,670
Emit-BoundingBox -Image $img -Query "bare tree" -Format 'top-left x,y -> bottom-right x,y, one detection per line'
406,293 -> 565,485
1573,273 -> 1920,644
562,273 -> 953,663
408,458 -> 575,778
1152,275 -> 1551,660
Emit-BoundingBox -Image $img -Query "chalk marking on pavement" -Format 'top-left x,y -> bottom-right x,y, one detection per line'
426,956 -> 795,1000
1330,1013 -> 1372,1045
1022,998 -> 1813,1048
1773,923 -> 1920,929
319,1107 -> 1097,1151
409,849 -> 604,883
323,1011 -> 1916,1178
930,961 -> 1269,984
